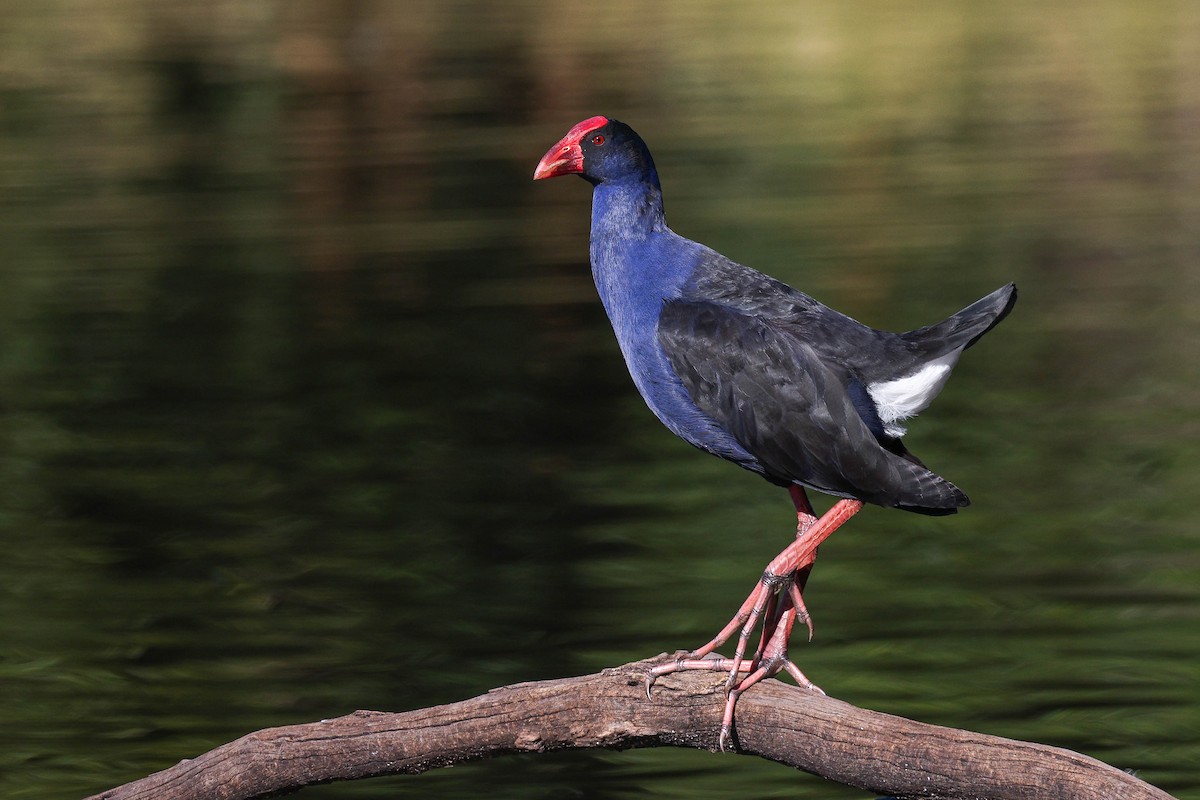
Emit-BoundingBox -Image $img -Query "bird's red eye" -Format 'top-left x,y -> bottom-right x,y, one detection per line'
591,134 -> 606,146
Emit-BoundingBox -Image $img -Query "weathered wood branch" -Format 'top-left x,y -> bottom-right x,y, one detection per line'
86,655 -> 1174,800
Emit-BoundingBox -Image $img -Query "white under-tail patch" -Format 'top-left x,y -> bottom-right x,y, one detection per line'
867,350 -> 960,437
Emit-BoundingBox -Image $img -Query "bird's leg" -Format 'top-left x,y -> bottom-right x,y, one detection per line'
788,483 -> 815,517
714,488 -> 837,687
788,485 -> 818,641
647,496 -> 857,676
662,487 -> 820,667
714,497 -> 859,749
645,496 -> 863,749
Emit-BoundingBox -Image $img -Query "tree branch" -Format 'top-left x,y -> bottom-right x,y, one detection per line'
86,655 -> 1175,800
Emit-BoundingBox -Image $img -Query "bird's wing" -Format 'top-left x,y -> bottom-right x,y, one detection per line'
680,250 -> 919,377
657,299 -> 968,513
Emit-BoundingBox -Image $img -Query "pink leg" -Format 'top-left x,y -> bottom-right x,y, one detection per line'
709,496 -> 860,690
787,485 -> 819,641
788,484 -> 815,517
676,486 -> 820,664
646,491 -> 864,750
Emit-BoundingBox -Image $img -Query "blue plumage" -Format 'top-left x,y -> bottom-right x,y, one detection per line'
588,175 -> 762,471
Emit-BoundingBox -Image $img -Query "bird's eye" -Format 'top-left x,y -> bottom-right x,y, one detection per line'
591,134 -> 606,146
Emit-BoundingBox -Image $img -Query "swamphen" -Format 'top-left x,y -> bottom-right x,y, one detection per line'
534,116 -> 1016,750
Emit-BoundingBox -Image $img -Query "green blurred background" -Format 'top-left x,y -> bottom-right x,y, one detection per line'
3,1 -> 1198,798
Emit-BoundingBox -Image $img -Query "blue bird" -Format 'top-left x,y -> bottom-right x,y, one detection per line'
534,116 -> 1015,750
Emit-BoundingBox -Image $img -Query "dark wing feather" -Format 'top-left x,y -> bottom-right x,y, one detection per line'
657,300 -> 968,513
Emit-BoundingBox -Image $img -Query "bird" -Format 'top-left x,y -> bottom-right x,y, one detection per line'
533,116 -> 1016,750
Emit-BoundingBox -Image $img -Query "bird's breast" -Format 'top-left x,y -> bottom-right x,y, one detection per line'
587,222 -> 760,469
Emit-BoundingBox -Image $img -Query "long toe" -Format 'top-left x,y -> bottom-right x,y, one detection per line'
645,653 -> 747,697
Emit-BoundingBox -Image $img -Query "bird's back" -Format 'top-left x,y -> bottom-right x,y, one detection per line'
682,251 -> 1015,385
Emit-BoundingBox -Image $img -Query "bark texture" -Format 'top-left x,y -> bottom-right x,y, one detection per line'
86,655 -> 1175,800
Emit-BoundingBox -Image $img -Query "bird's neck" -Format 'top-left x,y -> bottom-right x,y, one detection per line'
588,175 -> 693,337
590,174 -> 667,240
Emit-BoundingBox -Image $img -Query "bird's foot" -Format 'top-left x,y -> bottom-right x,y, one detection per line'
643,498 -> 863,750
645,583 -> 822,751
717,601 -> 825,751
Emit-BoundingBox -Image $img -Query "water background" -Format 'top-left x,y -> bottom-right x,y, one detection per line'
3,2 -> 1199,798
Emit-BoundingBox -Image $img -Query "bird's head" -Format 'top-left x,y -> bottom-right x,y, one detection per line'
533,116 -> 657,186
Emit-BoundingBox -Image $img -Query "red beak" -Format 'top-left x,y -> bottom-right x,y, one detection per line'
533,115 -> 608,180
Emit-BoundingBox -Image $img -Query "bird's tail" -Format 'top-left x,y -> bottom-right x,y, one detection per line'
889,457 -> 970,515
900,283 -> 1018,357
